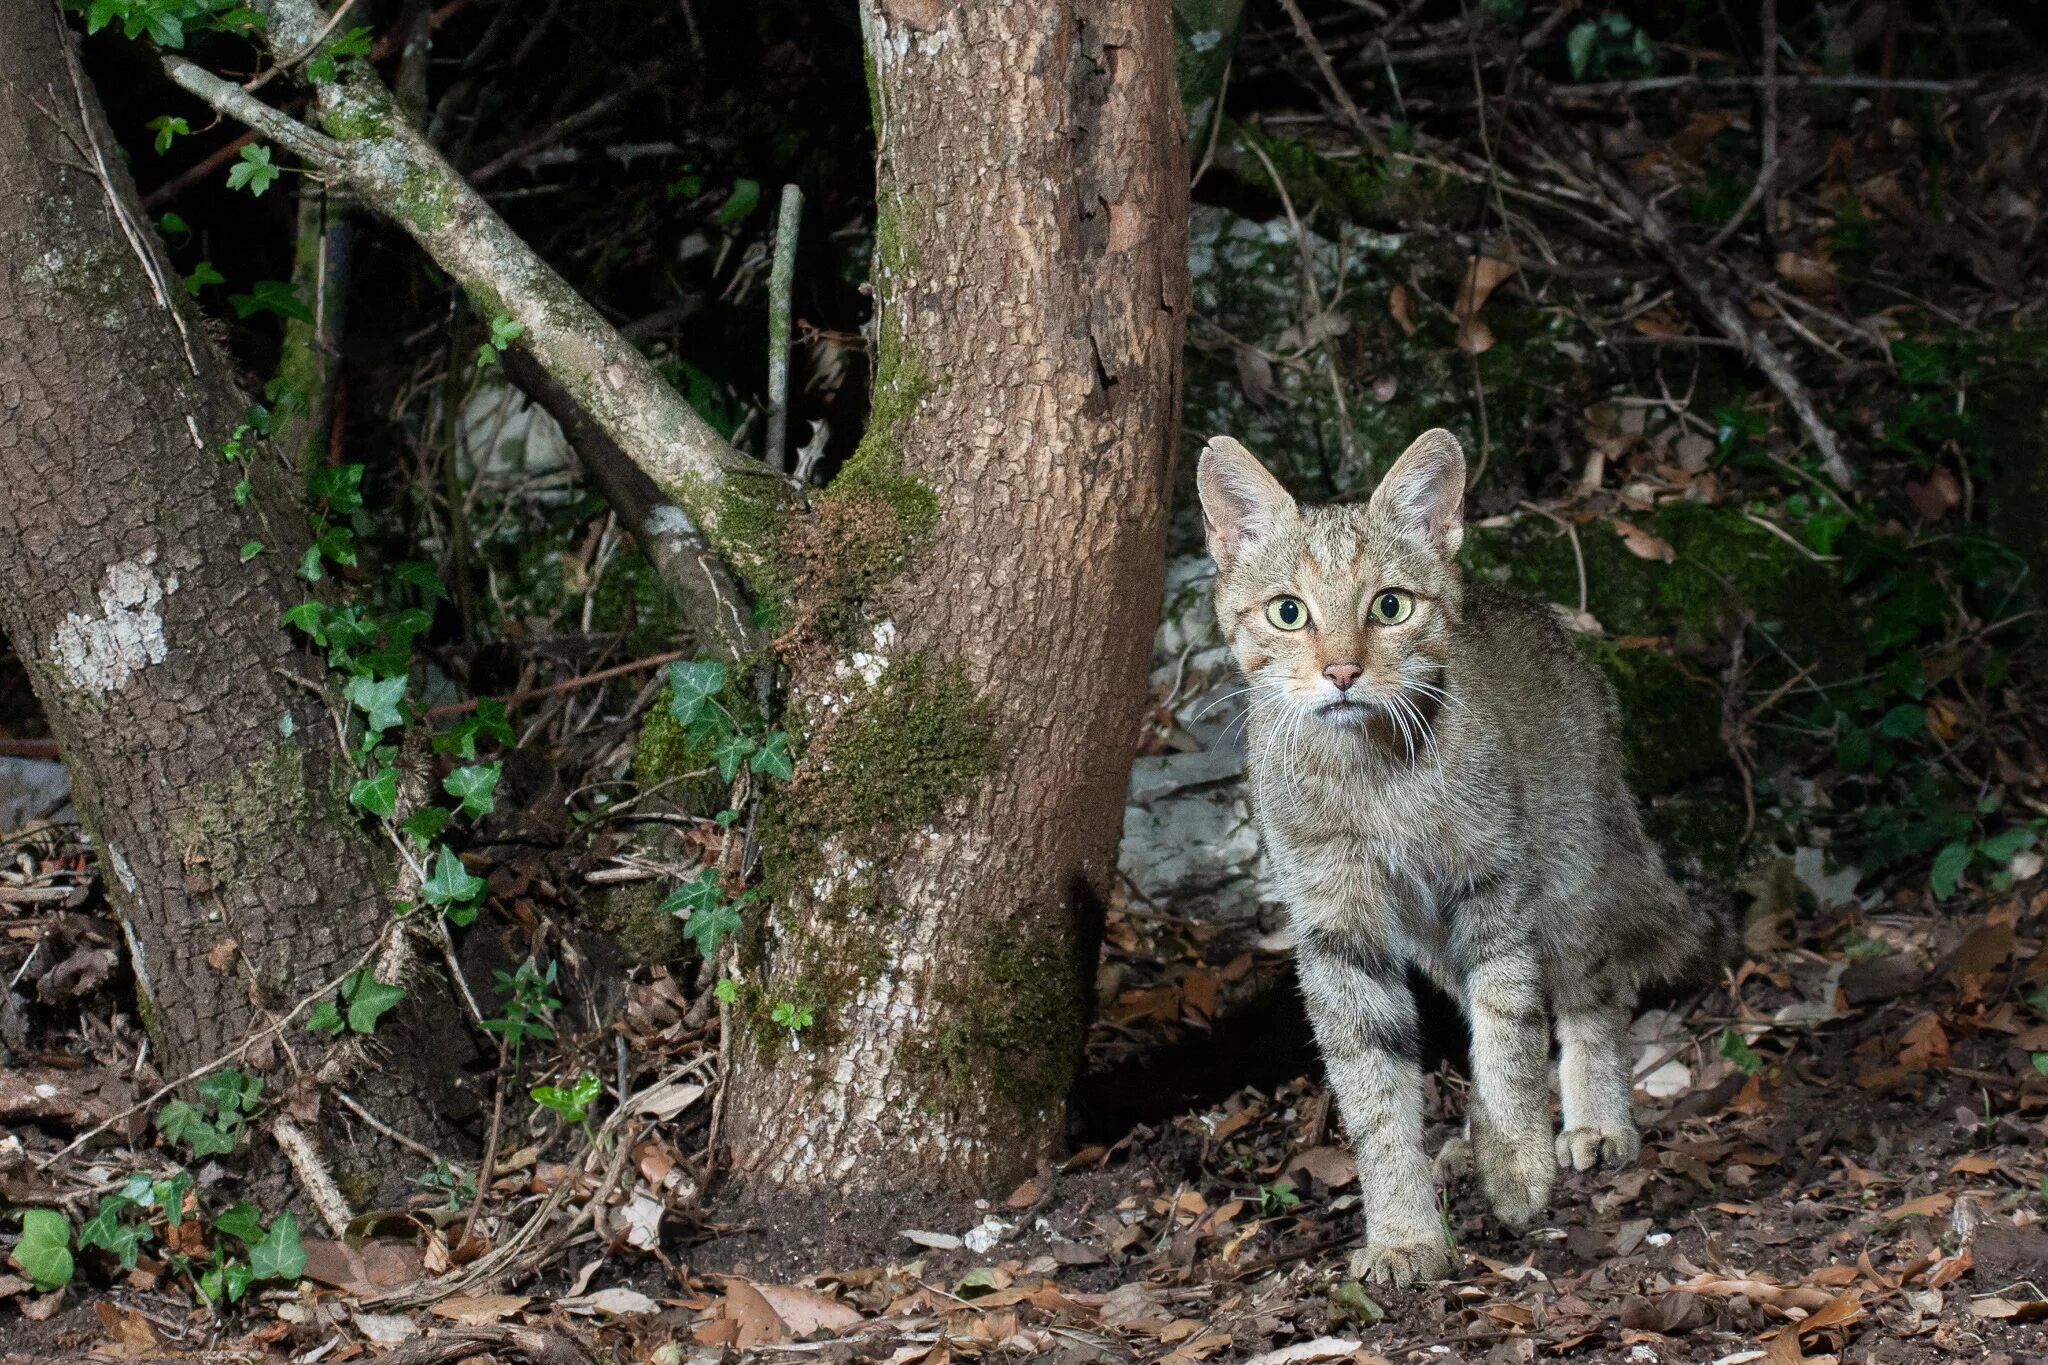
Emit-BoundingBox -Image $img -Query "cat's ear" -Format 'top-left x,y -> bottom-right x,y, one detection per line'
1369,428 -> 1466,556
1198,435 -> 1296,570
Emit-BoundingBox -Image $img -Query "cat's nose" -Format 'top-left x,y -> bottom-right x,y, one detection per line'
1323,662 -> 1362,691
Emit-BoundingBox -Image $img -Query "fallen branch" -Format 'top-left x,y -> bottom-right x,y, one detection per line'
1527,103 -> 1853,489
162,1 -> 794,661
374,1325 -> 593,1365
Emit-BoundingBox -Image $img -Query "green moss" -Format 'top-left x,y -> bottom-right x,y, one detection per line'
594,880 -> 690,963
337,1169 -> 377,1211
776,653 -> 995,847
1576,637 -> 1724,794
1653,501 -> 1860,674
632,684 -> 748,814
396,164 -> 457,235
924,927 -> 1088,1123
1644,792 -> 1753,887
1463,519 -> 1666,638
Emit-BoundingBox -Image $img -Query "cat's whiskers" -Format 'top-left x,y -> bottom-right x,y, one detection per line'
1189,685 -> 1255,724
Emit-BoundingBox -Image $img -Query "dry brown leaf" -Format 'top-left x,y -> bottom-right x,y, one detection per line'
1388,284 -> 1416,336
1793,1290 -> 1864,1338
1287,1145 -> 1358,1189
1005,1179 -> 1041,1209
1610,518 -> 1677,563
1181,968 -> 1219,1024
431,1294 -> 529,1326
1811,1265 -> 1862,1287
1897,1015 -> 1950,1071
1454,315 -> 1495,355
1453,256 -> 1516,318
1905,469 -> 1961,522
722,1278 -> 791,1349
92,1301 -> 158,1357
1774,252 -> 1838,297
752,1282 -> 862,1337
1885,1192 -> 1955,1222
205,938 -> 238,972
1669,111 -> 1734,161
1950,1153 -> 2001,1176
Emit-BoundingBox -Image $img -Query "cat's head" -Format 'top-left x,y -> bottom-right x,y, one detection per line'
1197,429 -> 1467,734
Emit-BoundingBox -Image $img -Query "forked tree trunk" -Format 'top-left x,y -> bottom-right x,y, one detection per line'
721,0 -> 1188,1193
0,8 -> 458,1178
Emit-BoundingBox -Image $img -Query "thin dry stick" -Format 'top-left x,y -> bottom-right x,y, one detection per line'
1239,133 -> 1361,475
1531,103 -> 1852,489
1274,0 -> 1388,156
37,925 -> 396,1169
1517,501 -> 1588,616
334,1089 -> 444,1161
763,182 -> 803,472
424,649 -> 687,719
457,1034 -> 510,1252
1703,0 -> 1778,255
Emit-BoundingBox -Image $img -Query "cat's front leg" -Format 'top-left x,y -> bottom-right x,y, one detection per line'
1553,991 -> 1640,1171
1462,953 -> 1556,1228
1296,932 -> 1454,1289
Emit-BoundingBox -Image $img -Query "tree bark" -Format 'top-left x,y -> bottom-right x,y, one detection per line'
720,0 -> 1188,1193
0,7 -> 460,1192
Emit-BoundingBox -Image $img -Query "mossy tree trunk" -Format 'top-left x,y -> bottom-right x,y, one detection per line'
0,8 -> 461,1192
720,0 -> 1188,1193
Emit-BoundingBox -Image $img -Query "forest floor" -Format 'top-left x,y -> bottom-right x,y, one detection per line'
5,821 -> 2048,1364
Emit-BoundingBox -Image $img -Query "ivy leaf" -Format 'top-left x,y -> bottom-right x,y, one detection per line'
1930,841 -> 1972,900
346,675 -> 408,735
210,1202 -> 265,1245
226,143 -> 279,196
420,846 -> 486,910
1879,703 -> 1926,739
666,659 -> 726,727
530,1073 -> 601,1124
248,1211 -> 306,1282
342,968 -> 406,1034
78,1196 -> 145,1269
711,732 -> 756,783
282,600 -> 328,642
146,115 -> 190,154
444,763 -> 502,818
307,52 -> 338,84
308,462 -> 365,514
84,0 -> 120,35
154,1100 -> 235,1157
394,561 -> 447,600
681,901 -> 742,958
305,1000 -> 344,1035
402,806 -> 452,844
1565,21 -> 1598,81
659,869 -> 725,920
1716,1028 -> 1765,1076
299,544 -> 325,582
11,1209 -> 72,1292
1980,828 -> 2037,862
181,259 -> 225,296
349,766 -> 397,818
158,211 -> 190,240
749,730 -> 794,781
716,177 -> 762,226
196,1067 -> 262,1118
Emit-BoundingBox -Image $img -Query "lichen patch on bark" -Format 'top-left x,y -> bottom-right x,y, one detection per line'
49,551 -> 174,692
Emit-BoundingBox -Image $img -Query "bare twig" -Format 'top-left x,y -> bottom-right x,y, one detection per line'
1702,0 -> 1778,255
1529,104 -> 1852,489
1273,0 -> 1388,156
425,649 -> 689,719
334,1089 -> 444,1161
764,183 -> 804,472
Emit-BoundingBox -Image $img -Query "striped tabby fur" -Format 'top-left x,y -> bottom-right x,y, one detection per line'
1197,429 -> 1730,1288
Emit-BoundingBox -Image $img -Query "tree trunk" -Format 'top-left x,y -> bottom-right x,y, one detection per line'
721,0 -> 1188,1193
0,8 -> 460,1192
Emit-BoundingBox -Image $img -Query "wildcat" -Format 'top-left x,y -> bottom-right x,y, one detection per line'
1197,428 -> 1730,1288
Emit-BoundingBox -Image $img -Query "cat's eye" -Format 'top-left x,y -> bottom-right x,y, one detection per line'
1265,596 -> 1310,631
1368,589 -> 1415,625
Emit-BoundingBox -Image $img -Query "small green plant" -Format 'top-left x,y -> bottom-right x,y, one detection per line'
530,1072 -> 601,1125
304,24 -> 371,84
226,143 -> 279,196
1931,823 -> 2039,901
70,0 -> 264,47
414,1158 -> 476,1210
306,966 -> 407,1036
1565,11 -> 1657,83
477,314 -> 525,366
1717,1028 -> 1765,1076
659,868 -> 753,957
770,1000 -> 814,1034
483,959 -> 561,1060
155,1067 -> 263,1157
1258,1180 -> 1301,1216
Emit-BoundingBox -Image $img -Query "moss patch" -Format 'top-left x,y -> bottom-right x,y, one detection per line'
169,741 -> 316,879
1577,637 -> 1724,794
593,879 -> 690,964
925,927 -> 1089,1124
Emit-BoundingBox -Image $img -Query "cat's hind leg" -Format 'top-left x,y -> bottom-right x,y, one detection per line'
1295,930 -> 1454,1289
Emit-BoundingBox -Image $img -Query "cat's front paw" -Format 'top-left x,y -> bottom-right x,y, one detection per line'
1555,1122 -> 1640,1172
1348,1240 -> 1456,1289
1475,1130 -> 1554,1228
